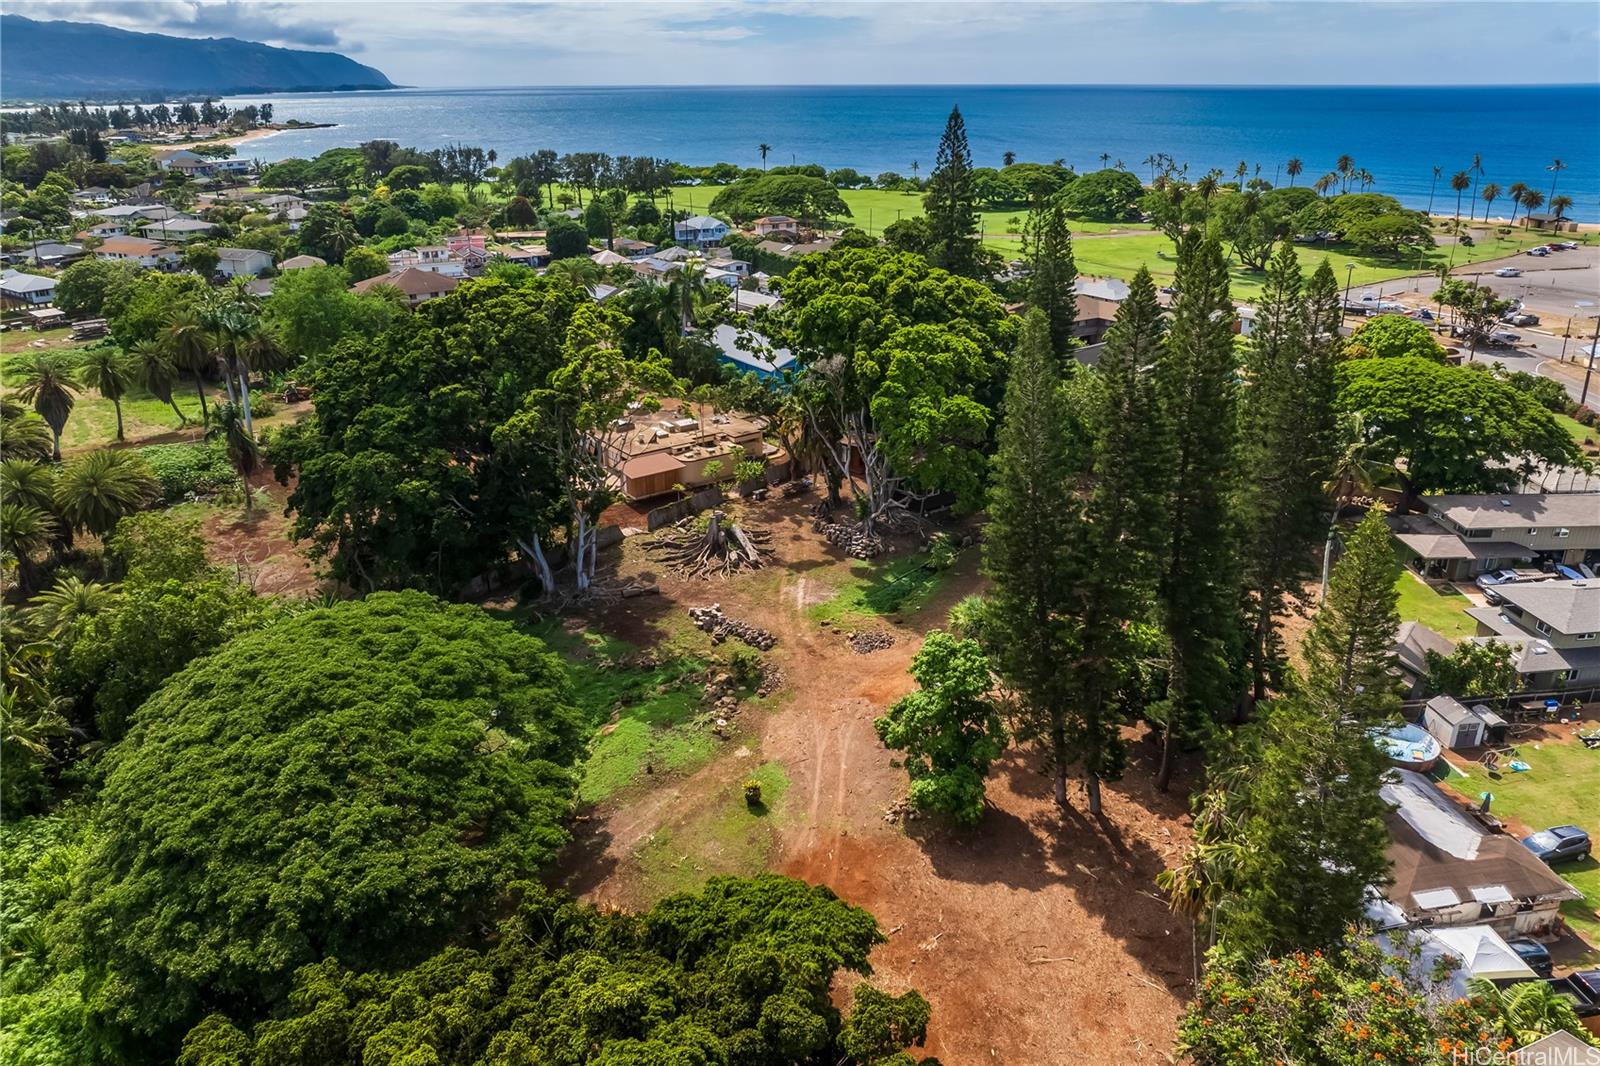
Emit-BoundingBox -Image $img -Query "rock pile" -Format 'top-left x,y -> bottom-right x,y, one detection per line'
847,630 -> 895,654
816,521 -> 884,558
688,604 -> 777,651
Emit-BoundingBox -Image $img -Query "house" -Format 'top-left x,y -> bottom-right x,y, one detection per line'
632,256 -> 684,280
392,246 -> 465,277
1420,694 -> 1508,750
1393,620 -> 1457,698
705,266 -> 743,287
751,215 -> 799,237
1521,213 -> 1579,233
1466,579 -> 1600,689
755,235 -> 837,259
491,244 -> 550,268
601,403 -> 771,500
591,249 -> 631,267
243,277 -> 274,298
712,323 -> 795,382
154,149 -> 212,177
258,194 -> 307,213
0,271 -> 58,308
278,254 -> 327,271
727,287 -> 782,314
652,245 -> 701,263
280,207 -> 309,232
351,266 -> 459,307
17,242 -> 85,269
1389,493 -> 1600,582
706,250 -> 751,276
77,221 -> 129,240
72,186 -> 113,206
215,247 -> 274,277
612,237 -> 656,257
93,236 -> 179,269
1381,769 -> 1581,938
137,218 -> 215,243
673,215 -> 729,249
588,283 -> 620,304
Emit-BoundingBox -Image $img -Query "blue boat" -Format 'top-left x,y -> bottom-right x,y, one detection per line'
1371,723 -> 1442,772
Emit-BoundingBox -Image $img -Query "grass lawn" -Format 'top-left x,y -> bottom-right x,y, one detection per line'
1441,740 -> 1600,962
807,549 -> 960,627
1554,413 -> 1598,451
1394,568 -> 1478,640
636,758 -> 790,900
521,620 -> 746,806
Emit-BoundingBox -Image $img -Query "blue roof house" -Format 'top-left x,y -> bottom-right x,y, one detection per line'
673,215 -> 729,249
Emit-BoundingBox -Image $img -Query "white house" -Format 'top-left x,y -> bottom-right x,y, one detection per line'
673,215 -> 729,249
93,236 -> 179,269
215,247 -> 274,277
751,215 -> 798,236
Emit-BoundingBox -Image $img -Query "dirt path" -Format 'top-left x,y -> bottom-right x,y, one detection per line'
557,495 -> 1195,1063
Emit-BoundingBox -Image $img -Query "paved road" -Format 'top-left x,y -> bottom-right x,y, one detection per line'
1346,244 -> 1600,405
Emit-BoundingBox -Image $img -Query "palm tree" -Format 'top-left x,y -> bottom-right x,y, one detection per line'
1321,411 -> 1400,597
78,347 -> 135,442
1549,194 -> 1573,223
1468,153 -> 1483,221
1546,158 -> 1567,205
1,458 -> 57,512
1286,157 -> 1302,186
13,353 -> 79,461
0,400 -> 55,462
0,502 -> 58,593
1521,189 -> 1546,221
1004,150 -> 1017,168
1507,181 -> 1530,225
325,214 -> 359,262
26,575 -> 115,639
1479,182 -> 1502,222
1098,152 -> 1111,168
1313,172 -> 1338,197
163,308 -> 213,425
757,143 -> 771,170
207,402 -> 261,512
1427,165 -> 1443,215
53,450 -> 158,538
1450,170 -> 1471,232
909,159 -> 920,180
1465,978 -> 1591,1048
128,340 -> 188,426
546,256 -> 602,286
1335,154 -> 1355,192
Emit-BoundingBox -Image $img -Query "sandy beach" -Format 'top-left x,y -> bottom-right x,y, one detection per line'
157,124 -> 330,152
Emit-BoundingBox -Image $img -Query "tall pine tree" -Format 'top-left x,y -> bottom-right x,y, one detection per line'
1154,232 -> 1243,791
923,105 -> 980,278
982,309 -> 1083,807
1061,267 -> 1171,814
1302,507 -> 1402,726
1022,196 -> 1078,365
1236,243 -> 1339,702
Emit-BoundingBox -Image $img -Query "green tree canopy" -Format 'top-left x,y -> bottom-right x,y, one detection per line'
73,592 -> 586,1053
1343,314 -> 1448,361
1059,168 -> 1145,222
875,629 -> 1006,825
709,173 -> 850,225
178,876 -> 933,1066
1336,357 -> 1581,501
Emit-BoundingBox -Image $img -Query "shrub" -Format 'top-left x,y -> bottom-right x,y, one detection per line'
744,779 -> 763,805
138,441 -> 237,501
727,646 -> 764,690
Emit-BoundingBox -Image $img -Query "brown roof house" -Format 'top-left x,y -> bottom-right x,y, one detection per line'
1380,769 -> 1580,938
351,266 -> 459,307
600,403 -> 774,501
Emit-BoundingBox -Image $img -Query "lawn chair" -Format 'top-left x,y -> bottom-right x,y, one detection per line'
1578,729 -> 1600,750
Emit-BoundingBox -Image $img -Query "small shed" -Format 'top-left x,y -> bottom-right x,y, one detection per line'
1422,695 -> 1507,750
25,307 -> 66,330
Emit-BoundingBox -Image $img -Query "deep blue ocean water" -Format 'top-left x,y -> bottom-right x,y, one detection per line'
223,85 -> 1600,220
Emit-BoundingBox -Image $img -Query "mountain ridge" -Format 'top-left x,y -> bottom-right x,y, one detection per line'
0,15 -> 395,100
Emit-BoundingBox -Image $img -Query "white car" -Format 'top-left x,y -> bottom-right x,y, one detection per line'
1528,246 -> 1551,257
1494,267 -> 1523,277
1476,568 -> 1520,590
1491,330 -> 1521,345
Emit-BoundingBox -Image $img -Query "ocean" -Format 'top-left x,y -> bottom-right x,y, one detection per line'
221,84 -> 1600,221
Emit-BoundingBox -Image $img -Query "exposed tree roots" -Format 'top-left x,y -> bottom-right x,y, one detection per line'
645,510 -> 771,577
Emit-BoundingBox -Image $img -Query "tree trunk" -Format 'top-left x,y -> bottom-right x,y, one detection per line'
1156,722 -> 1175,792
193,374 -> 210,425
113,399 -> 124,442
169,398 -> 188,426
50,427 -> 62,462
241,473 -> 254,512
573,510 -> 591,592
518,533 -> 556,596
237,371 -> 254,435
1086,774 -> 1102,817
1051,717 -> 1068,809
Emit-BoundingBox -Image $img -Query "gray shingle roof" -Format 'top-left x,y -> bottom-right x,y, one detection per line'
1425,493 -> 1600,531
1491,580 -> 1600,636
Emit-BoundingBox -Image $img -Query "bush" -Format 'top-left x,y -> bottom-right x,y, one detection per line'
246,393 -> 278,418
727,646 -> 764,690
138,441 -> 237,501
743,779 -> 763,805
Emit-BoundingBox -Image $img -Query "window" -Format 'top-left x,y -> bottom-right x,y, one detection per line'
1526,528 -> 1539,536
1465,529 -> 1493,540
1535,620 -> 1552,635
1556,528 -> 1571,538
1578,633 -> 1598,642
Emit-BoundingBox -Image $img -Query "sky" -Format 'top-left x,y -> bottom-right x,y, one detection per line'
7,0 -> 1600,87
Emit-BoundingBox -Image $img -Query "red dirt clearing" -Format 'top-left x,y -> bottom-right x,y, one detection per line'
557,494 -> 1197,1064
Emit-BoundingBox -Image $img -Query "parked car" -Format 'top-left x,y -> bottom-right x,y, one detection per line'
1553,241 -> 1579,251
1528,246 -> 1551,257
1494,266 -> 1523,277
1508,313 -> 1539,326
1508,939 -> 1554,979
1476,568 -> 1521,589
1490,330 -> 1521,346
1521,825 -> 1591,863
1549,970 -> 1600,1018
